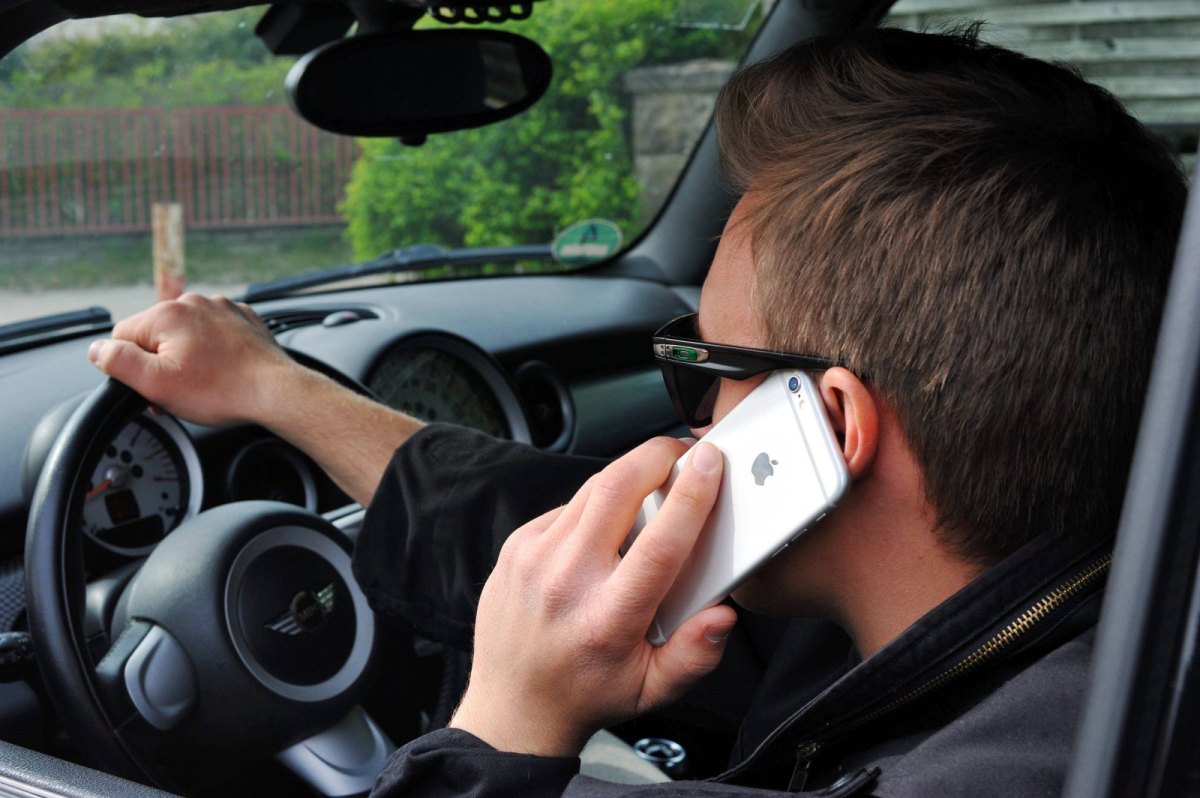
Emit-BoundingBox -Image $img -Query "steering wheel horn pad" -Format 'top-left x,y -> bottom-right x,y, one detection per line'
115,502 -> 375,751
221,522 -> 372,700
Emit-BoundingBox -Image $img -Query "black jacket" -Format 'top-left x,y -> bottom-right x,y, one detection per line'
353,425 -> 1109,797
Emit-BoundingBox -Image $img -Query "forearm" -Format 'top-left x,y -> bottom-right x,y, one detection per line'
253,361 -> 423,506
90,294 -> 421,504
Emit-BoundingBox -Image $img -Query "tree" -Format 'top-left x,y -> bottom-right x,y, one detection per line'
0,10 -> 289,109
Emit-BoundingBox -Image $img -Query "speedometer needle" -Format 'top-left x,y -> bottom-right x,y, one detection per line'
86,479 -> 113,500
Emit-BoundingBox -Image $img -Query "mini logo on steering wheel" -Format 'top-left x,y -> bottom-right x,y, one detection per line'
266,582 -> 335,636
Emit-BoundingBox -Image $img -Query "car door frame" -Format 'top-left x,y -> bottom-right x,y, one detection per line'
1064,161 -> 1200,795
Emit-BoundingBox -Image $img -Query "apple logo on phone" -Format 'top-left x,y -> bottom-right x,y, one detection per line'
751,452 -> 779,486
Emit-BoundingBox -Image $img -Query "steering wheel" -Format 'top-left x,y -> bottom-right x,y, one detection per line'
25,378 -> 391,795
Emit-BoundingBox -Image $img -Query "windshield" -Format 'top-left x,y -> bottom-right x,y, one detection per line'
0,1 -> 765,325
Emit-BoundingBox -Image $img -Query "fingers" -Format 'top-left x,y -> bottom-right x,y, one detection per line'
109,304 -> 167,354
88,338 -> 164,393
109,292 -> 212,351
456,439 -> 728,750
641,603 -> 736,712
556,437 -> 687,563
97,297 -> 204,393
86,292 -> 289,427
613,441 -> 723,617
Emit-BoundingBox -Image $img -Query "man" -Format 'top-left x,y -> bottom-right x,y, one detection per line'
91,27 -> 1184,796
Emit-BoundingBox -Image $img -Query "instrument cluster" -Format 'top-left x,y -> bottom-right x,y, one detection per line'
80,410 -> 202,556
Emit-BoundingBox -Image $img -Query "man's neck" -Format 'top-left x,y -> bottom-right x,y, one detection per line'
737,502 -> 984,660
797,437 -> 985,659
736,400 -> 986,659
834,522 -> 985,658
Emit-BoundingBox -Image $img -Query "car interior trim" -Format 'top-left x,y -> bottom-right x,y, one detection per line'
324,505 -> 365,545
0,739 -> 175,798
512,361 -> 575,452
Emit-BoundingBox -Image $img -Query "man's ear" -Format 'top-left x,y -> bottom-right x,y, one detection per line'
819,367 -> 878,480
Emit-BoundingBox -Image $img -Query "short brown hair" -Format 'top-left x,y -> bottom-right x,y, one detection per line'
716,27 -> 1186,563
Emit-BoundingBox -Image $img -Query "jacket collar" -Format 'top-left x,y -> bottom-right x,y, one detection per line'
724,530 -> 1112,783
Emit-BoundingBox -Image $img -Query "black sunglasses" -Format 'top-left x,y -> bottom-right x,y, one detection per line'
652,313 -> 843,427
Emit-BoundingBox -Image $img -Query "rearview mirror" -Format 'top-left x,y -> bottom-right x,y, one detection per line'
286,29 -> 552,140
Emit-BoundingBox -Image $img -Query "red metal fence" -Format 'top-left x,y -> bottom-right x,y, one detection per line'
0,106 -> 358,238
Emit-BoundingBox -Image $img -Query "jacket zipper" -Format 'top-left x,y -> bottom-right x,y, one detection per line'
786,553 -> 1112,792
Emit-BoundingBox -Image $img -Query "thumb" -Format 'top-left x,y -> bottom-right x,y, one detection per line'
640,604 -> 737,713
89,339 -> 161,389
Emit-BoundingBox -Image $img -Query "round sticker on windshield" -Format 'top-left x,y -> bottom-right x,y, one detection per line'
551,219 -> 623,265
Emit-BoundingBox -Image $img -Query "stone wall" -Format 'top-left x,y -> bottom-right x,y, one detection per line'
623,59 -> 735,221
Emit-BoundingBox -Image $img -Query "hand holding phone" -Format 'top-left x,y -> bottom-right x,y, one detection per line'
626,370 -> 849,644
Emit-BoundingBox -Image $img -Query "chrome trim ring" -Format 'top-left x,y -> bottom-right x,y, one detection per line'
224,525 -> 374,703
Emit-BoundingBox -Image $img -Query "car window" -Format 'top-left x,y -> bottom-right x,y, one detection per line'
886,1 -> 1199,174
0,1 -> 766,325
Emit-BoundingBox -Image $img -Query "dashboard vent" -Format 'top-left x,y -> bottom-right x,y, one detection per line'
260,307 -> 379,335
514,361 -> 574,451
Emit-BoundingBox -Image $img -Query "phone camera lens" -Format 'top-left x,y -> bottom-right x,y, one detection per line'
788,376 -> 800,392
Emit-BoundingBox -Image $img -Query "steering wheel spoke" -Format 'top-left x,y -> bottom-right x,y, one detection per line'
277,706 -> 394,797
95,622 -> 199,732
85,559 -> 142,653
92,620 -> 152,727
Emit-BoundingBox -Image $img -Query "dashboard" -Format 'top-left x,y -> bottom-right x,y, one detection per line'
0,273 -> 692,603
0,272 -> 693,749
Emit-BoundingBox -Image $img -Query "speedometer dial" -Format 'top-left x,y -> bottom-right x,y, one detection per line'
80,411 -> 203,556
372,349 -> 508,436
366,334 -> 531,444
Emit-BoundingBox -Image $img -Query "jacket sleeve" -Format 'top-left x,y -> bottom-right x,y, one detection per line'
351,424 -> 608,651
369,730 -> 880,798
371,729 -> 581,798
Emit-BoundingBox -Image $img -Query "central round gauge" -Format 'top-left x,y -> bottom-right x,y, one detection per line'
80,411 -> 203,556
370,347 -> 509,437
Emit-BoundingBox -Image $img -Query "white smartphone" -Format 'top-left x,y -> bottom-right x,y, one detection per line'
625,370 -> 850,645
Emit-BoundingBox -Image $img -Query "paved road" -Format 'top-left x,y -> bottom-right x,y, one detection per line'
0,283 -> 246,326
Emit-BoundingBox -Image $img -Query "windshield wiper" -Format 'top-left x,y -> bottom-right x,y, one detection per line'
241,243 -> 555,303
0,306 -> 113,356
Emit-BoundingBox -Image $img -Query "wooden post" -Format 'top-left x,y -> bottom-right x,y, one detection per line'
153,202 -> 185,301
